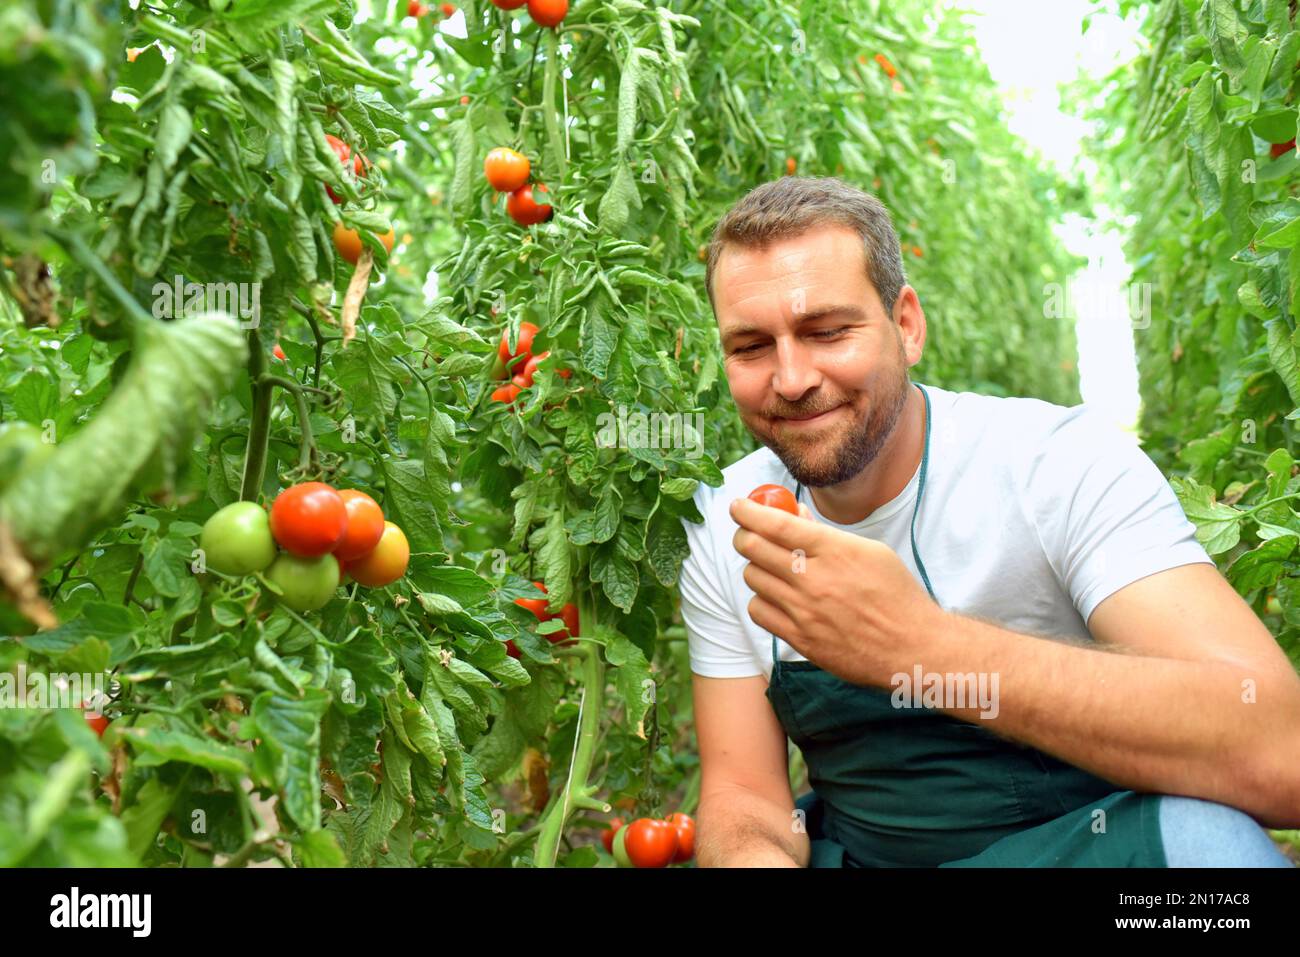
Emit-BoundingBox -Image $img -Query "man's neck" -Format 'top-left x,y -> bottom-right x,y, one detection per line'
808,383 -> 925,525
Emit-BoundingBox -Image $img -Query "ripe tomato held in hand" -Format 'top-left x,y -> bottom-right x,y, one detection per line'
498,321 -> 540,367
601,818 -> 624,854
270,482 -> 347,557
748,483 -> 799,515
527,0 -> 568,28
506,183 -> 553,226
200,501 -> 278,575
624,817 -> 679,868
665,812 -> 695,862
265,552 -> 341,612
346,521 -> 410,587
484,147 -> 531,192
333,490 -> 386,561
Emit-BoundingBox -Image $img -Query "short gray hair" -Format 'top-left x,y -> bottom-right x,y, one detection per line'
704,177 -> 907,318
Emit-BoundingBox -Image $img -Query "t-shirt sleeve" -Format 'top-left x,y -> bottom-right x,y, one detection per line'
1022,408 -> 1215,627
678,503 -> 762,678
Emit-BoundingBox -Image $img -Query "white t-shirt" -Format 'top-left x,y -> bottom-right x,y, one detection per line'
680,382 -> 1215,679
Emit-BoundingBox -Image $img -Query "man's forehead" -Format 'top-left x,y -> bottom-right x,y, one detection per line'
714,231 -> 869,317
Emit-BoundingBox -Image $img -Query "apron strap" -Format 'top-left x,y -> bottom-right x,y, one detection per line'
773,382 -> 938,678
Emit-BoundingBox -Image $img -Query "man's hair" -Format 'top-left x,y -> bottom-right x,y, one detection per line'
704,177 -> 907,318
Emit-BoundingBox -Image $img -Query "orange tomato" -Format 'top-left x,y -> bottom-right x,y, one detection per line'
333,221 -> 395,265
484,147 -> 531,192
346,521 -> 410,587
505,183 -> 553,226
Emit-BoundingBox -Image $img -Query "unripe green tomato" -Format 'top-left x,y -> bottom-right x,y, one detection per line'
200,502 -> 277,576
612,822 -> 633,868
265,552 -> 340,612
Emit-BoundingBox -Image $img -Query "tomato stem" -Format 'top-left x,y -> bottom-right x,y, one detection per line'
532,590 -> 602,867
241,327 -> 273,501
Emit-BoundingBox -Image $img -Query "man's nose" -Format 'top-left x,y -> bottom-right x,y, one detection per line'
771,337 -> 820,400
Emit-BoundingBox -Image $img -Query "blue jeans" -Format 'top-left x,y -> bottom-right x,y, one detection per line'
796,790 -> 1295,867
1158,795 -> 1294,868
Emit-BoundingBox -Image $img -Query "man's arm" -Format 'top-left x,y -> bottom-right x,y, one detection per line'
692,673 -> 810,867
923,562 -> 1300,828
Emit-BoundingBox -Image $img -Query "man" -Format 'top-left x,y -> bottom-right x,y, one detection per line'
680,177 -> 1300,868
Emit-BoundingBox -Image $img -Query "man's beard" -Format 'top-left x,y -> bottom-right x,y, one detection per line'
746,340 -> 911,488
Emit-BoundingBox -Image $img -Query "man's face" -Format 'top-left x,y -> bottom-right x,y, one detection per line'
713,225 -> 915,488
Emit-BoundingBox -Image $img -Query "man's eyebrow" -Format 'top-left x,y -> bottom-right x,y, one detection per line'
721,305 -> 866,346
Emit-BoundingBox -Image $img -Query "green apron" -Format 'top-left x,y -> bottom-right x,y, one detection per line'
764,382 -> 1167,868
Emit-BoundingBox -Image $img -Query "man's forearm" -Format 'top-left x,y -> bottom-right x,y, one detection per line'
919,610 -> 1300,826
696,787 -> 809,867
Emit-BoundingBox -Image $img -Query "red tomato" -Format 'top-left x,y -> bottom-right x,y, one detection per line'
498,321 -> 540,367
346,522 -> 410,587
1271,138 -> 1296,159
505,639 -> 522,659
875,52 -> 897,78
551,602 -> 579,644
665,812 -> 695,862
270,482 -> 347,557
333,489 -> 385,561
624,818 -> 679,868
785,156 -> 797,175
511,373 -> 530,392
506,183 -> 553,226
527,0 -> 568,28
272,343 -> 286,361
84,709 -> 109,738
601,818 -> 625,854
407,1 -> 427,16
491,0 -> 527,8
491,382 -> 522,404
440,3 -> 457,16
484,147 -> 531,192
520,350 -> 570,385
748,483 -> 799,515
324,134 -> 366,203
514,581 -> 551,619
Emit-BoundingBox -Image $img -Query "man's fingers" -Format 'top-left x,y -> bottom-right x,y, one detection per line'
746,592 -> 800,645
729,497 -> 820,552
733,527 -> 804,583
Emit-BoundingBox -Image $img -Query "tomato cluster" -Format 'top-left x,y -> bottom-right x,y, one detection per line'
198,483 -> 411,613
489,321 -> 571,405
483,146 -> 554,227
506,580 -> 579,658
605,813 -> 695,867
321,131 -> 396,267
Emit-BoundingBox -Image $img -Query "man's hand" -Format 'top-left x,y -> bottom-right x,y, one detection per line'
729,496 -> 945,688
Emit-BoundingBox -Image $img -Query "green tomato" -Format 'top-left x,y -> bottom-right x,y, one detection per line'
200,501 -> 277,576
265,552 -> 340,612
0,422 -> 54,495
612,821 -> 633,868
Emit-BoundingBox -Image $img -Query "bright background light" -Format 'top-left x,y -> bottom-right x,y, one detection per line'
960,0 -> 1145,434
